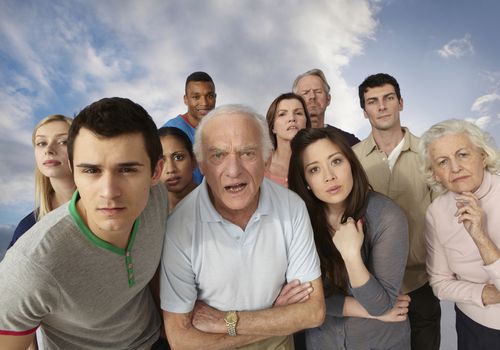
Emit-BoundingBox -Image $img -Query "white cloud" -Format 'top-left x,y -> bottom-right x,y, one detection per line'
466,116 -> 492,129
437,33 -> 474,59
0,0 -> 379,222
471,93 -> 500,113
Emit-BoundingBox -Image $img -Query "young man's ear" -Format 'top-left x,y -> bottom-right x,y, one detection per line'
399,97 -> 404,111
151,158 -> 165,185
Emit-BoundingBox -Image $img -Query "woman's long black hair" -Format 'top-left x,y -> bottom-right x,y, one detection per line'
288,127 -> 371,296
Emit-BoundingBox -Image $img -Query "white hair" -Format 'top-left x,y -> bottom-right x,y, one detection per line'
193,104 -> 273,162
418,118 -> 500,193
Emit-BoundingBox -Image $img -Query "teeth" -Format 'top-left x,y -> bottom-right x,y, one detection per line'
225,184 -> 245,192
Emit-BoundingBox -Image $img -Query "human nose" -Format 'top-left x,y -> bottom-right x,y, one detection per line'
164,158 -> 177,174
324,166 -> 336,182
305,90 -> 315,100
449,158 -> 462,173
100,172 -> 121,199
45,141 -> 56,155
225,153 -> 242,178
378,99 -> 386,111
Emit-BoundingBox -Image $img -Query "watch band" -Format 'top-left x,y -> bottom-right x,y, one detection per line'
224,310 -> 238,337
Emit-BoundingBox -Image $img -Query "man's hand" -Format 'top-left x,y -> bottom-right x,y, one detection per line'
191,301 -> 226,334
375,295 -> 411,322
274,280 -> 313,307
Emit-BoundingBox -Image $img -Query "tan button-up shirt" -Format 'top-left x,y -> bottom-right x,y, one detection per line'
353,127 -> 432,293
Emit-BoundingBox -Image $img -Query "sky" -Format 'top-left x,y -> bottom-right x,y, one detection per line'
1,0 -> 500,258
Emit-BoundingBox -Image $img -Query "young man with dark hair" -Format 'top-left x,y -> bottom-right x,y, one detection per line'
0,97 -> 167,349
353,73 -> 441,350
163,71 -> 216,184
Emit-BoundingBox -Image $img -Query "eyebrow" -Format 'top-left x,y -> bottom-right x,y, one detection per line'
366,92 -> 396,101
304,151 -> 342,168
75,162 -> 145,168
35,133 -> 68,138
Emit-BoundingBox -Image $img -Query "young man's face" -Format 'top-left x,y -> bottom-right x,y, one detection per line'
184,81 -> 216,127
362,84 -> 403,132
72,128 -> 162,246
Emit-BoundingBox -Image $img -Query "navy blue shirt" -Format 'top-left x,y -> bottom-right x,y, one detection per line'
8,211 -> 36,249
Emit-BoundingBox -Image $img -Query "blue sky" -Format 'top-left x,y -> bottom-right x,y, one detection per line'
1,0 -> 500,256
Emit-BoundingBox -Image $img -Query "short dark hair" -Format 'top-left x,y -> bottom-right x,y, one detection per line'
158,127 -> 194,158
68,97 -> 162,173
358,73 -> 401,110
266,93 -> 311,149
288,127 -> 370,296
185,71 -> 214,94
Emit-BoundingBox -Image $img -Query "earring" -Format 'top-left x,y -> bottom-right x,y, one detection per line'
307,185 -> 311,190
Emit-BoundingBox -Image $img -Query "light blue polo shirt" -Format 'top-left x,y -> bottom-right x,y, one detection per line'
160,178 -> 321,313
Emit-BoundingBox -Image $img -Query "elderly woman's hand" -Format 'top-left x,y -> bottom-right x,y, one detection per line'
455,192 -> 485,239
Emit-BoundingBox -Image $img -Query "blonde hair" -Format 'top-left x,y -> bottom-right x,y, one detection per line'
418,119 -> 500,193
33,114 -> 73,220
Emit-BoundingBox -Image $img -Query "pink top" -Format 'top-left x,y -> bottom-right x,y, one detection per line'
264,170 -> 288,188
425,170 -> 500,330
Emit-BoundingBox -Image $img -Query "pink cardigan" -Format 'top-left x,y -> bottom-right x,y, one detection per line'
425,170 -> 500,330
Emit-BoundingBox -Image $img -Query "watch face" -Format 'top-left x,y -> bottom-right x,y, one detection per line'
225,311 -> 237,323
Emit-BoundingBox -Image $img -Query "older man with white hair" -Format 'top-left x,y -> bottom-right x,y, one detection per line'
160,104 -> 325,349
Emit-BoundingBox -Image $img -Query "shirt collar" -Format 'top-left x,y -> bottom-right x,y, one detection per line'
363,127 -> 415,155
474,170 -> 493,200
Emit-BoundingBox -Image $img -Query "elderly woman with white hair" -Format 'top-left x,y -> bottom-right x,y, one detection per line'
418,119 -> 500,349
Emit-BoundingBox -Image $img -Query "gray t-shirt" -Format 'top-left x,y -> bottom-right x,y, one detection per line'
306,192 -> 411,350
0,185 -> 168,350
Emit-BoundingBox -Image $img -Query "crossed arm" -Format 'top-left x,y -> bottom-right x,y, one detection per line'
163,277 -> 325,350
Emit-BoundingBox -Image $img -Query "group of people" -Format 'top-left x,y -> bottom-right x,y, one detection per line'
0,69 -> 498,350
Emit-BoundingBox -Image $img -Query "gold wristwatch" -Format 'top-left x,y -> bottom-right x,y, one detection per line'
224,310 -> 238,336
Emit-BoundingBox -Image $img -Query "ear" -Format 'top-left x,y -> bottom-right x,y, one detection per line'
399,97 -> 404,111
363,110 -> 369,120
183,94 -> 188,107
151,158 -> 165,186
326,93 -> 331,107
481,151 -> 487,167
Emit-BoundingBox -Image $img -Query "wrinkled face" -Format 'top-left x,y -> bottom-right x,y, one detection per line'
160,135 -> 195,193
199,114 -> 265,220
295,75 -> 331,128
429,133 -> 486,194
72,128 -> 162,242
273,99 -> 308,143
362,84 -> 403,132
302,138 -> 353,211
34,120 -> 72,179
184,81 -> 216,126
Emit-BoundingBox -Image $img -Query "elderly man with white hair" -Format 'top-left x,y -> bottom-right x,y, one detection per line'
159,104 -> 325,350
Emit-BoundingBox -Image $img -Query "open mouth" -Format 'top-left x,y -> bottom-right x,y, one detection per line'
224,183 -> 247,193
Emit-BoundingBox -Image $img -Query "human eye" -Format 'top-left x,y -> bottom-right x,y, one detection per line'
437,159 -> 448,167
82,167 -> 99,174
119,167 -> 138,174
458,152 -> 469,159
210,150 -> 227,163
278,111 -> 287,117
314,89 -> 323,95
331,157 -> 343,166
58,139 -> 68,145
192,95 -> 200,100
366,99 -> 375,105
387,95 -> 395,101
173,153 -> 185,161
240,149 -> 257,160
35,141 -> 47,147
307,166 -> 319,174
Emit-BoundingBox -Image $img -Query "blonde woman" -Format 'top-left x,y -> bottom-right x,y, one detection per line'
9,114 -> 74,248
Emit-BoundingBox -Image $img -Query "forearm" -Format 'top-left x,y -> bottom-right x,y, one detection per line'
344,255 -> 370,288
165,311 -> 269,350
342,296 -> 372,318
237,297 -> 325,336
471,231 -> 500,266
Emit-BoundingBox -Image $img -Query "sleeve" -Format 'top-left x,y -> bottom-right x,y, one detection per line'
483,258 -> 500,291
351,198 -> 409,316
0,252 -> 59,335
159,220 -> 198,313
8,211 -> 37,249
425,207 -> 486,307
285,194 -> 322,284
325,293 -> 345,317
